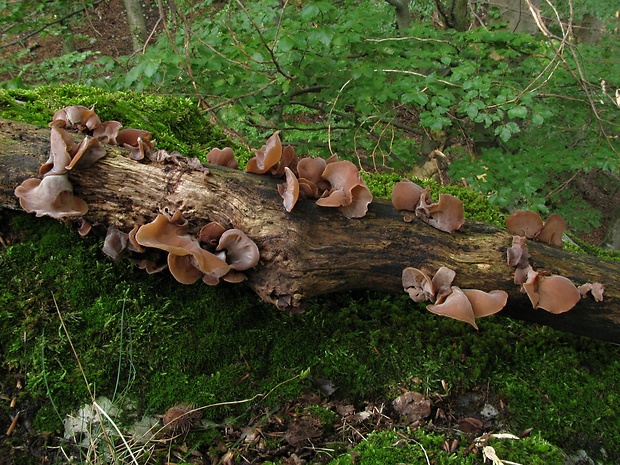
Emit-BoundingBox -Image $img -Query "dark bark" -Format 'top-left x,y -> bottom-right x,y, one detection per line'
434,0 -> 469,32
1,119 -> 619,343
384,0 -> 412,31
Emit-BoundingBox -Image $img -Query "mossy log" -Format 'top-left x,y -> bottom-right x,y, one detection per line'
1,119 -> 619,342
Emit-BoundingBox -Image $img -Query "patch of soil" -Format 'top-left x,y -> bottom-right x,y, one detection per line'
0,0 -> 160,78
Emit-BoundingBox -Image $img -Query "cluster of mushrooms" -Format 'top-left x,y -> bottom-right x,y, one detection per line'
13,105 -> 605,320
214,132 -> 374,219
506,210 -> 604,313
402,266 -> 508,329
13,105 -> 260,286
391,179 -> 465,233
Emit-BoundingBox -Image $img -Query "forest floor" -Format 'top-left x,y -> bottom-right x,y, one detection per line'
0,2 -> 619,464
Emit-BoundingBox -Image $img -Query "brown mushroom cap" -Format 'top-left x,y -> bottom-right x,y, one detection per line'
535,213 -> 567,248
93,120 -> 123,144
416,193 -> 465,233
507,235 -> 529,268
40,127 -> 75,177
402,267 -> 434,303
168,254 -> 204,284
522,269 -> 580,313
216,229 -> 260,271
246,132 -> 282,174
427,287 -> 478,329
206,147 -> 238,169
577,282 -> 605,302
278,167 -> 300,213
66,136 -> 106,170
431,266 -> 456,304
315,160 -> 373,218
505,210 -> 544,238
461,289 -> 508,318
102,226 -> 128,262
536,275 -> 580,313
135,212 -> 230,278
297,157 -> 328,185
14,175 -> 88,219
198,221 -> 227,248
391,179 -> 425,212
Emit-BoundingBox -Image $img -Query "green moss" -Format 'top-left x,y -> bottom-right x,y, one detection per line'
361,172 -> 505,226
328,429 -> 564,465
0,84 -> 250,160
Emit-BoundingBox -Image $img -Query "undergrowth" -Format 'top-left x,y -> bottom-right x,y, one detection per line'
1,211 -> 619,463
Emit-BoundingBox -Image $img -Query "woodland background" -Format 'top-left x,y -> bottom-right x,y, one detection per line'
0,1 -> 619,464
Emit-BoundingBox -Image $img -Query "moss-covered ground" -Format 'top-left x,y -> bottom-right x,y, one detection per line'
1,86 -> 619,464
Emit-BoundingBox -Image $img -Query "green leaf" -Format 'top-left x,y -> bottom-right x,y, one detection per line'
143,59 -> 159,79
401,92 -> 428,106
277,36 -> 295,53
507,105 -> 528,119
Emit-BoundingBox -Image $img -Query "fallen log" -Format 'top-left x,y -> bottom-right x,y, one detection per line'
1,118 -> 618,342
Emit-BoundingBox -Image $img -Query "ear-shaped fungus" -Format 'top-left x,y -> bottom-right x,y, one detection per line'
14,175 -> 88,219
522,269 -> 580,314
505,210 -> 567,247
102,226 -> 129,261
402,268 -> 434,302
66,136 -> 106,170
431,266 -> 456,303
297,157 -> 328,190
534,213 -> 567,248
578,282 -> 605,302
315,160 -> 373,218
50,105 -> 101,131
505,210 -> 544,238
116,128 -> 154,161
93,120 -> 123,144
246,132 -> 282,174
507,236 -> 532,285
39,127 -> 75,176
427,287 -> 479,329
167,254 -> 204,284
206,147 -> 238,169
416,193 -> 465,233
403,266 -> 507,328
461,289 -> 508,318
216,229 -> 260,271
135,211 -> 230,284
278,167 -> 300,212
198,221 -> 226,248
271,145 -> 299,176
391,179 -> 425,212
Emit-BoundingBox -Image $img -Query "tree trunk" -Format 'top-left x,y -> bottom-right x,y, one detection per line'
122,0 -> 147,52
1,119 -> 619,343
435,0 -> 470,32
489,0 -> 541,35
384,0 -> 412,31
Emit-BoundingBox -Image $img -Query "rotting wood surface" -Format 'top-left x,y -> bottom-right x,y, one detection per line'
1,119 -> 618,342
